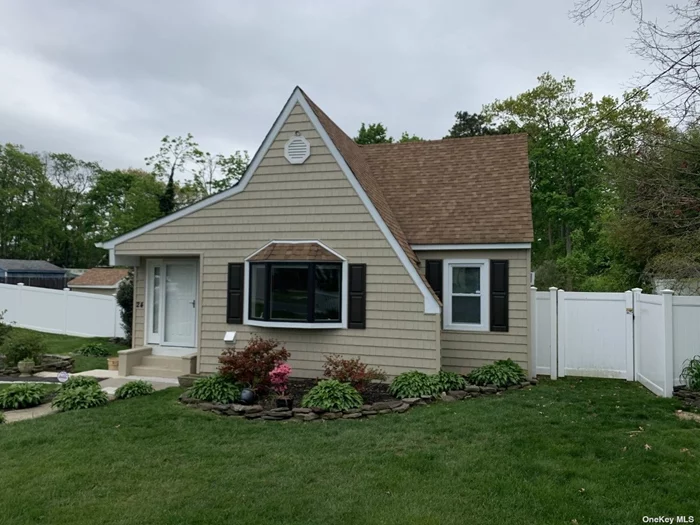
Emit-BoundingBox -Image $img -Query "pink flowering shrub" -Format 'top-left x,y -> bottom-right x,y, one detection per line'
269,363 -> 292,396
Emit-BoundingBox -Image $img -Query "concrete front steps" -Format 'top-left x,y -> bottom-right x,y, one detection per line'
119,347 -> 197,380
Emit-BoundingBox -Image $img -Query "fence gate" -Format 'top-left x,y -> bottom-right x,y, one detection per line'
556,290 -> 635,380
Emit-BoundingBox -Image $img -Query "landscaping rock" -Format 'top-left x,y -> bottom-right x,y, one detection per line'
508,384 -> 522,390
270,407 -> 292,413
262,411 -> 292,420
378,409 -> 392,414
448,390 -> 467,400
292,408 -> 312,414
530,379 -> 539,385
362,410 -> 378,416
371,401 -> 392,411
520,381 -> 531,388
198,402 -> 215,411
242,405 -> 263,414
465,385 -> 480,393
342,412 -> 363,419
481,387 -> 497,394
343,408 -> 361,414
420,395 -> 433,402
392,403 -> 410,413
245,412 -> 263,419
303,413 -> 320,421
441,395 -> 457,402
402,397 -> 420,405
322,412 -> 341,420
178,394 -> 198,404
310,406 -> 326,414
361,404 -> 373,411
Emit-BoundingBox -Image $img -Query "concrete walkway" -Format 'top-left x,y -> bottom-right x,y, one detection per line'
2,369 -> 179,423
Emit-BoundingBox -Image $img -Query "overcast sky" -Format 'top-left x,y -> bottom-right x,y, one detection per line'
0,0 -> 668,170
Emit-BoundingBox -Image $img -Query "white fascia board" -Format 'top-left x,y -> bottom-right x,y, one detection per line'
68,284 -> 119,289
411,243 -> 531,251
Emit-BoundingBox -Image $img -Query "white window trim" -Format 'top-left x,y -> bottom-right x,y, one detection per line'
443,259 -> 489,332
243,258 -> 348,330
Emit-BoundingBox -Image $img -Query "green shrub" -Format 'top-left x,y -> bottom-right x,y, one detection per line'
0,383 -> 47,409
680,356 -> 700,391
52,385 -> 108,412
75,343 -> 109,357
1,331 -> 47,366
62,375 -> 100,390
0,309 -> 12,347
389,371 -> 440,399
187,375 -> 240,404
433,370 -> 468,392
0,411 -> 5,424
467,359 -> 526,388
301,379 -> 363,411
114,380 -> 155,400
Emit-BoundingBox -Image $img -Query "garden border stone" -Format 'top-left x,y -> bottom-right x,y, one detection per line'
179,379 -> 539,423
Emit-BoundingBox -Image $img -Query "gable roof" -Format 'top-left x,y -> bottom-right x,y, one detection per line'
68,267 -> 128,288
362,135 -> 533,245
0,259 -> 65,273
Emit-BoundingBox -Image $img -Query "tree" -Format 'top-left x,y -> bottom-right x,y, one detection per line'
354,123 -> 393,144
180,150 -> 250,205
572,0 -> 700,123
85,169 -> 164,242
145,134 -> 200,215
484,73 -> 661,289
445,111 -> 510,138
354,123 -> 424,144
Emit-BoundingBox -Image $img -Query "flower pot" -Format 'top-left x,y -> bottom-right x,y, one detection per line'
275,397 -> 293,410
17,359 -> 34,377
240,388 -> 256,405
107,357 -> 119,371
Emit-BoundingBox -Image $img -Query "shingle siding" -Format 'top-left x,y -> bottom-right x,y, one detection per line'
416,249 -> 532,374
119,104 -> 441,378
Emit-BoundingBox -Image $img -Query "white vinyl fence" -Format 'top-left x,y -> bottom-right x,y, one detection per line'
0,283 -> 124,338
533,286 -> 700,397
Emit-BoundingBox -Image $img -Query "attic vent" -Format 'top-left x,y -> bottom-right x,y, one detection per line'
284,135 -> 310,164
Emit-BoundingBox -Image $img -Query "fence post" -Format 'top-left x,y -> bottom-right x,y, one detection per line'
63,288 -> 70,335
624,290 -> 635,381
16,282 -> 24,328
549,287 -> 558,380
529,286 -> 537,379
661,289 -> 675,397
631,288 -> 642,382
557,288 -> 566,378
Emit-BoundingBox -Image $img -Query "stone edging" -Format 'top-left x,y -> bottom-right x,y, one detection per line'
673,386 -> 700,408
179,379 -> 539,422
0,354 -> 74,377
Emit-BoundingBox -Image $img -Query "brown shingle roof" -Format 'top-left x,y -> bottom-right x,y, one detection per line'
362,136 -> 533,244
249,242 -> 342,262
68,268 -> 128,287
300,90 -> 532,248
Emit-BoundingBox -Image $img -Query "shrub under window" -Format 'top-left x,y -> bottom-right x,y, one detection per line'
249,262 -> 342,323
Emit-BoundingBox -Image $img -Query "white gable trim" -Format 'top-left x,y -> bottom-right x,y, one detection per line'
97,88 -> 440,315
412,243 -> 531,251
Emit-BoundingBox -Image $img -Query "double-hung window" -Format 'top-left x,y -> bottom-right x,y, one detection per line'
443,259 -> 489,331
248,262 -> 342,325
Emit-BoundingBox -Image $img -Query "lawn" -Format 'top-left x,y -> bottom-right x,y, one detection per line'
0,378 -> 698,524
11,328 -> 128,372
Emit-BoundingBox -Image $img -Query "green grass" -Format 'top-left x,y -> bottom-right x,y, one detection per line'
0,378 -> 698,524
10,328 -> 128,372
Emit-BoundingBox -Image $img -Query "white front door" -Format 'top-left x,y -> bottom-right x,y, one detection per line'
147,260 -> 197,348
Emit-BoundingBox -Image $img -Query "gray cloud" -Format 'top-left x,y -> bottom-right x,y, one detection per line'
0,0 -> 667,169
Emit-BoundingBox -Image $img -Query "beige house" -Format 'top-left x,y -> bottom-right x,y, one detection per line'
97,88 -> 533,380
67,268 -> 128,296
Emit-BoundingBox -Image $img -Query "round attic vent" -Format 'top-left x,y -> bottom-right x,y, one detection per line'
284,135 -> 310,164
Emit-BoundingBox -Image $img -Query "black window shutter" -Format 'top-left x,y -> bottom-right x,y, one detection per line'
425,260 -> 443,301
348,264 -> 366,329
490,260 -> 509,332
226,263 -> 244,324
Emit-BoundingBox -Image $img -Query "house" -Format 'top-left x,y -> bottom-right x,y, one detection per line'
0,259 -> 66,290
67,267 -> 129,296
96,88 -> 533,380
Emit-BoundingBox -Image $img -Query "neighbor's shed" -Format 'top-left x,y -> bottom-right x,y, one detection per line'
0,259 -> 67,290
67,267 -> 128,296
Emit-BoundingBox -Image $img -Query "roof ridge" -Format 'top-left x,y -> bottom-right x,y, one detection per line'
360,133 -> 528,147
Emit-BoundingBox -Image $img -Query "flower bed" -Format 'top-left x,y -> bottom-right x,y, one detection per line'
0,354 -> 74,376
179,379 -> 539,422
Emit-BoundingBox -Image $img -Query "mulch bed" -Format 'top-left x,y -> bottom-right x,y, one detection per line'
257,378 -> 396,410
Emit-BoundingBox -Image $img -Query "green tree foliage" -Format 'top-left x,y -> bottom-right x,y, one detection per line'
483,73 -> 662,289
354,123 -> 423,144
445,111 -> 510,138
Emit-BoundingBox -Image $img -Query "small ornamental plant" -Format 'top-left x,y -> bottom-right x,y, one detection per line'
218,335 -> 290,392
269,363 -> 292,397
322,354 -> 387,392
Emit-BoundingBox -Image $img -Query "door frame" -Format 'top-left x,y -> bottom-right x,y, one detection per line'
145,258 -> 199,349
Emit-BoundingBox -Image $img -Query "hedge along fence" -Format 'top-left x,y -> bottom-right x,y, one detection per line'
179,379 -> 539,422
